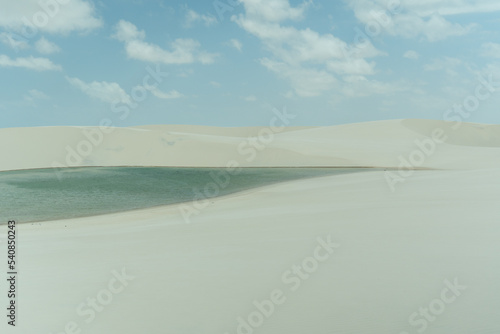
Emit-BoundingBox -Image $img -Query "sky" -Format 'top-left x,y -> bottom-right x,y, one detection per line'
1,0 -> 500,128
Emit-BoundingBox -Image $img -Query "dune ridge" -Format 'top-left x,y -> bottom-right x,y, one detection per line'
1,119 -> 499,172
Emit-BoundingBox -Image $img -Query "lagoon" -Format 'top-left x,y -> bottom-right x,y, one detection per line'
0,166 -> 374,223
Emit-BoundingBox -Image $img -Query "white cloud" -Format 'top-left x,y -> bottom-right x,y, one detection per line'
404,50 -> 419,60
185,9 -> 217,27
0,32 -> 29,50
112,20 -> 145,42
481,42 -> 500,58
340,75 -> 409,98
23,89 -> 50,106
35,37 -> 60,54
0,0 -> 102,34
396,14 -> 473,42
239,0 -> 311,22
234,16 -> 383,61
327,58 -> 376,75
424,57 -> 462,75
260,58 -> 336,97
124,39 -> 217,64
66,76 -> 132,105
113,20 -> 217,65
233,0 -> 382,97
146,86 -> 184,99
27,89 -> 49,100
394,0 -> 500,16
0,54 -> 61,71
229,38 -> 243,52
346,0 -> 486,42
244,95 -> 257,101
176,68 -> 194,77
210,81 -> 221,87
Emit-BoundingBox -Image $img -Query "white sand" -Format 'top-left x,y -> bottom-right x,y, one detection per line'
1,119 -> 499,333
1,119 -> 500,171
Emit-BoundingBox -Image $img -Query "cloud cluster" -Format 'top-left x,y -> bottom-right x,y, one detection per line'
0,32 -> 29,50
241,0 -> 311,22
113,20 -> 217,65
35,37 -> 60,54
233,0 -> 383,97
66,75 -> 184,105
0,54 -> 61,71
23,89 -> 50,106
66,77 -> 132,105
345,0 -> 500,42
0,0 -> 102,34
26,89 -> 49,100
0,0 -> 101,72
185,9 -> 217,27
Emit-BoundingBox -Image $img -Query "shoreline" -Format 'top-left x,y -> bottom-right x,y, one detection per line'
0,165 -> 435,173
3,167 -> 405,225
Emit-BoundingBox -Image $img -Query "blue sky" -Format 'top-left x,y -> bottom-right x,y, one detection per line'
1,0 -> 500,128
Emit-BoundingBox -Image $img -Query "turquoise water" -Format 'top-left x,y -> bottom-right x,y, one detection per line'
0,167 -> 372,223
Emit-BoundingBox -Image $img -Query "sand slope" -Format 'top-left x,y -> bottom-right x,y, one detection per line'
1,119 -> 499,171
2,168 -> 499,333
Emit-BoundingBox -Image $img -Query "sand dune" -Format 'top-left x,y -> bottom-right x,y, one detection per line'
3,168 -> 500,333
1,119 -> 500,172
1,119 -> 499,334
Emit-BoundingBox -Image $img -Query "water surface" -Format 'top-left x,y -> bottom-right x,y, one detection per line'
0,167 -> 374,223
